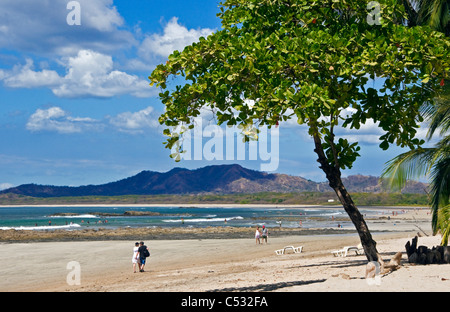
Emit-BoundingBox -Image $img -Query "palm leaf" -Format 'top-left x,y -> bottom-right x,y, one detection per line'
437,204 -> 450,245
381,147 -> 436,191
429,147 -> 450,234
416,0 -> 450,33
394,0 -> 450,245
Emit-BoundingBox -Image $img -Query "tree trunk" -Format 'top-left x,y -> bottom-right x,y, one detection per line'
332,179 -> 379,261
312,132 -> 379,261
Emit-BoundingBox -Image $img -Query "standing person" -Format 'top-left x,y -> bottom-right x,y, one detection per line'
255,226 -> 261,244
261,225 -> 268,244
132,242 -> 140,273
138,241 -> 150,272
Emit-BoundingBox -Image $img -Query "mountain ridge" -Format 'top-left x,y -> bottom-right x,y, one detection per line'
0,164 -> 428,198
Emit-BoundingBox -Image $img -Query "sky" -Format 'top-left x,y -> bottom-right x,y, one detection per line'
0,0 -> 430,189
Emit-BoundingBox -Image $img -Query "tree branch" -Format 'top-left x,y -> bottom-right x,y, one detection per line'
326,113 -> 340,170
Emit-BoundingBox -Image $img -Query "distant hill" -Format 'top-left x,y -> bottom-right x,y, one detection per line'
0,164 -> 428,198
340,174 -> 428,194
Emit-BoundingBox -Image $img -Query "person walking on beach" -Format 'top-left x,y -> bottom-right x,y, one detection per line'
138,241 -> 150,272
132,242 -> 140,273
255,226 -> 261,244
261,225 -> 268,244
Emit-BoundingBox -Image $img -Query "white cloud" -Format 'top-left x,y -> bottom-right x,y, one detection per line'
26,107 -> 102,134
54,50 -> 154,98
1,50 -> 155,98
0,183 -> 14,191
108,106 -> 159,134
0,0 -> 134,56
0,0 -> 216,97
0,69 -> 7,80
26,106 -> 163,135
2,59 -> 62,88
78,0 -> 124,32
138,17 -> 215,60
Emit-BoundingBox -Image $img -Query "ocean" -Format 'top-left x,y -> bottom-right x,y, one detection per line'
0,205 -> 385,231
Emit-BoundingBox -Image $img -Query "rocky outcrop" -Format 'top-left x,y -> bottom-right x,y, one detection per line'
405,236 -> 450,264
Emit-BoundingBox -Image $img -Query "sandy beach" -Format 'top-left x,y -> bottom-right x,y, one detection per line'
0,207 -> 449,293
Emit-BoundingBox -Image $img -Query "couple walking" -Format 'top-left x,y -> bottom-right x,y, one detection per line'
132,241 -> 150,273
255,225 -> 268,244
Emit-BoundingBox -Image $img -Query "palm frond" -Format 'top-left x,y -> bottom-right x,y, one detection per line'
426,86 -> 450,139
429,155 -> 450,234
417,0 -> 450,32
381,148 -> 437,191
437,204 -> 450,245
395,0 -> 450,245
431,0 -> 450,33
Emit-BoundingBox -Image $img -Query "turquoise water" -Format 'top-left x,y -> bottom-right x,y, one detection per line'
0,205 -> 383,231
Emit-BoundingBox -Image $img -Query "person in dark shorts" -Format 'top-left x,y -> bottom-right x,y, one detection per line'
261,225 -> 268,244
138,241 -> 150,272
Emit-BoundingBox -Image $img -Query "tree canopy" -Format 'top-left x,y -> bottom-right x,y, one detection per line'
149,0 -> 450,260
151,0 -> 448,157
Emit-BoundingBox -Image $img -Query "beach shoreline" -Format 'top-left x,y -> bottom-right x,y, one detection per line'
0,226 -> 359,243
1,232 -> 447,293
0,205 -> 431,243
1,208 -> 447,293
0,203 -> 429,209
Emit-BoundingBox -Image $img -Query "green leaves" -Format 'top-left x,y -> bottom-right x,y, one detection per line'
320,126 -> 361,170
149,0 -> 450,168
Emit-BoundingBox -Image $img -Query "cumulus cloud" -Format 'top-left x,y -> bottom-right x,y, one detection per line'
54,50 -> 154,98
77,0 -> 124,32
108,106 -> 160,134
0,0 -> 216,97
2,59 -> 62,88
27,106 -> 161,135
138,17 -> 215,60
0,0 -> 134,56
26,107 -> 102,134
1,50 -> 155,98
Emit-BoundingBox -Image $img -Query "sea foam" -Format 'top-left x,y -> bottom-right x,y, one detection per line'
0,223 -> 81,231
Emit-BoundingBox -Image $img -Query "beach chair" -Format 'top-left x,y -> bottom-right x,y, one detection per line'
331,244 -> 365,257
293,246 -> 303,253
275,245 -> 303,255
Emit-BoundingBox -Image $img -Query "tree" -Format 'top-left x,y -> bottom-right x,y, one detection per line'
149,0 -> 450,261
382,84 -> 450,245
382,0 -> 449,245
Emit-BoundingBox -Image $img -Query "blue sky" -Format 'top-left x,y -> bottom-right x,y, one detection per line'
0,0 -> 428,189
